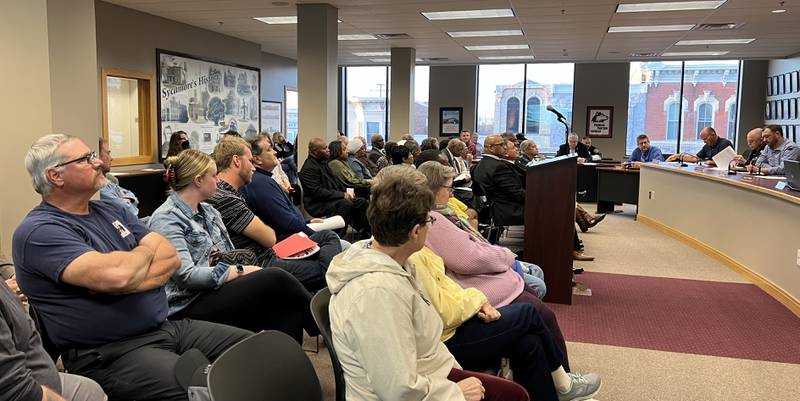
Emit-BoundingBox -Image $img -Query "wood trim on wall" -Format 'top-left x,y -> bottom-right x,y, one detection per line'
100,68 -> 157,166
638,213 -> 800,318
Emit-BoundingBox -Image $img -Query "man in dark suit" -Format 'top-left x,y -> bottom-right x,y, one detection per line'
472,135 -> 525,226
582,135 -> 602,158
556,133 -> 591,160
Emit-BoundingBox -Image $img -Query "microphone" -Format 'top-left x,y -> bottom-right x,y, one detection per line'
679,154 -> 688,167
546,105 -> 566,120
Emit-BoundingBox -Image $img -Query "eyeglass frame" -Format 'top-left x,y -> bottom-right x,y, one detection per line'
422,216 -> 437,225
441,184 -> 454,194
53,151 -> 98,168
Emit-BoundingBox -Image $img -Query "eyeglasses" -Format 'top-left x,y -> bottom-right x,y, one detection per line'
422,216 -> 437,225
53,151 -> 97,168
441,184 -> 454,194
488,142 -> 507,149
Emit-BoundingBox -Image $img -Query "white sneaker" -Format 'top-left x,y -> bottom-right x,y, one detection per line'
557,372 -> 602,401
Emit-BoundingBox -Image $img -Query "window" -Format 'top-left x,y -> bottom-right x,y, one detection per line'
506,98 -> 521,133
285,86 -> 298,144
102,69 -> 156,165
477,64 -> 525,145
414,65 -> 430,143
345,66 -> 388,139
526,97 -> 541,134
626,60 -> 740,156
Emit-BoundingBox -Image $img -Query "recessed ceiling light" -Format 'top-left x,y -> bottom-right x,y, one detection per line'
661,50 -> 730,56
771,9 -> 787,13
465,44 -> 530,51
676,38 -> 755,45
421,9 -> 514,21
338,34 -> 378,41
608,24 -> 695,33
616,1 -> 726,13
369,59 -> 390,63
478,55 -> 534,60
353,51 -> 391,57
447,29 -> 523,38
254,16 -> 342,24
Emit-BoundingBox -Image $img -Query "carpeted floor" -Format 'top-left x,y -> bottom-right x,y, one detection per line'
549,272 -> 800,364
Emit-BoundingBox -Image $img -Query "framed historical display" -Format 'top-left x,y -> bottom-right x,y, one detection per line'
586,106 -> 614,138
156,49 -> 261,158
439,107 -> 463,135
260,101 -> 282,134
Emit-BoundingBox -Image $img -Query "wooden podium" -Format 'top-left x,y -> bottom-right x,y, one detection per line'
523,156 -> 577,305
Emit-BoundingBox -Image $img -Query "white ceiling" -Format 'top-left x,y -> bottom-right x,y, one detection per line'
104,0 -> 800,64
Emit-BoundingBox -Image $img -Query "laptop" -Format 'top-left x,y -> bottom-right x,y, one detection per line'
785,159 -> 800,191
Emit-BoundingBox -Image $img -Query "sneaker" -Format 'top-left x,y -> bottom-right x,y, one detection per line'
558,372 -> 602,401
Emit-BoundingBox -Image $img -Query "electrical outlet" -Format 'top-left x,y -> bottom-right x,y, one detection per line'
648,191 -> 655,200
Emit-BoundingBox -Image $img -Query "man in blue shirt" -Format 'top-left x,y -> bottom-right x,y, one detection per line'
666,127 -> 733,165
13,134 -> 251,401
629,134 -> 664,163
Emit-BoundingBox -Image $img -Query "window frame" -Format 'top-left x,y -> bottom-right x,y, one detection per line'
100,68 -> 156,166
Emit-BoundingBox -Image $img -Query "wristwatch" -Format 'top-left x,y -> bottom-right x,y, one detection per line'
235,264 -> 244,274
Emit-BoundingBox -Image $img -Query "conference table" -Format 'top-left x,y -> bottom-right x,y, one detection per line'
595,165 -> 640,213
637,163 -> 800,317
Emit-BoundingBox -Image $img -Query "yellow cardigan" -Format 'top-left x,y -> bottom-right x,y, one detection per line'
447,197 -> 469,221
409,246 -> 488,342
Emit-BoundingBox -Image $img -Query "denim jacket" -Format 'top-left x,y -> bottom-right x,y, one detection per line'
148,192 -> 233,315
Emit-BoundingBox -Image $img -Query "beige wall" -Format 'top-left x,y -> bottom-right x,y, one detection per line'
572,63 -> 630,161
428,65 -> 477,137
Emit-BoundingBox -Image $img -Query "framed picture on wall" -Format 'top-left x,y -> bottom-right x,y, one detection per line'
260,101 -> 282,134
586,106 -> 613,138
794,71 -> 800,93
767,77 -> 773,96
439,107 -> 463,135
765,102 -> 771,120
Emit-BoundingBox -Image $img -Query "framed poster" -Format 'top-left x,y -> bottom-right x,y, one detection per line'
156,49 -> 261,159
794,71 -> 800,93
767,77 -> 774,96
586,106 -> 614,138
765,102 -> 771,120
439,107 -> 463,135
260,101 -> 282,134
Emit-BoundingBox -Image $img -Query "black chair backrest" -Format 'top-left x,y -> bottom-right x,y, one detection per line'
28,304 -> 61,362
207,330 -> 322,401
310,288 -> 346,401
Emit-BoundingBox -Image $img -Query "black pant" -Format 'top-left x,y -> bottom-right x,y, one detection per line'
263,230 -> 341,292
171,267 -> 318,342
445,303 -> 565,401
332,197 -> 370,234
63,319 -> 251,401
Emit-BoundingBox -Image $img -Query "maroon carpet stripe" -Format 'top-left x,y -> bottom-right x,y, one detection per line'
547,272 -> 800,364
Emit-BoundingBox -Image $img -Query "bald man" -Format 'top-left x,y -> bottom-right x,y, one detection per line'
733,127 -> 765,166
299,138 -> 369,235
665,127 -> 733,165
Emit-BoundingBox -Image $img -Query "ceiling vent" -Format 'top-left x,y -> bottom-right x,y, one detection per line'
694,22 -> 743,31
375,33 -> 412,40
630,52 -> 658,57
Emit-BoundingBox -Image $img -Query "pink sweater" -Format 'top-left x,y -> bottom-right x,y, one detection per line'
424,211 -> 523,307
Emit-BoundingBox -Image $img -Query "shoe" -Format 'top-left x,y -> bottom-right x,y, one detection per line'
558,372 -> 602,401
573,267 -> 584,274
573,251 -> 595,261
587,214 -> 606,229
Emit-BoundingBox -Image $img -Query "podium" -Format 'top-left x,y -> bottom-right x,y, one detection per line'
523,156 -> 577,305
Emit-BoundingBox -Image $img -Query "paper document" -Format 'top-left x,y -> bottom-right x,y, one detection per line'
454,172 -> 471,182
306,215 -> 345,232
711,146 -> 737,169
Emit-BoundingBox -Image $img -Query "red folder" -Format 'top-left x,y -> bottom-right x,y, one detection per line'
273,232 -> 318,259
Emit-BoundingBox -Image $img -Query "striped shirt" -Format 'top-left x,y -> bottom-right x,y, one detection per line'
206,180 -> 262,255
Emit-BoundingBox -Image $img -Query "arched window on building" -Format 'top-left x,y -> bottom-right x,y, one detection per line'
525,97 -> 541,135
666,102 -> 679,140
696,103 -> 713,139
506,97 -> 520,133
727,101 -> 737,138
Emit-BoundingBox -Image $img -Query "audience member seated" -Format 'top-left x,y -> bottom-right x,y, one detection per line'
148,148 -> 319,340
329,139 -> 373,187
469,131 -> 484,158
272,131 -> 294,159
415,152 -> 480,229
272,131 -> 298,184
556,133 -> 590,161
327,166 -> 530,401
665,127 -> 733,165
410,247 -> 602,401
1,279 -> 108,401
733,128 -> 765,167
581,135 -> 602,158
98,138 -> 140,217
366,134 -> 385,166
352,136 -> 379,177
442,139 -> 474,206
13,134 -> 251,401
166,130 -> 190,158
390,143 -> 415,166
418,161 -> 547,299
376,141 -> 396,171
629,134 -> 664,163
403,138 -> 422,160
300,138 -> 370,234
748,125 -> 800,175
517,140 -> 541,169
421,137 -> 440,151
204,137 -> 341,292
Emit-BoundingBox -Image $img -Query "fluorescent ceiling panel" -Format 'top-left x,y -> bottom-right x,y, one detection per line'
608,24 -> 695,33
661,50 -> 730,56
478,55 -> 534,60
465,44 -> 529,51
353,51 -> 391,56
447,29 -> 523,38
369,59 -> 390,63
421,9 -> 514,21
254,16 -> 342,24
676,38 -> 754,45
616,1 -> 726,13
338,34 -> 378,40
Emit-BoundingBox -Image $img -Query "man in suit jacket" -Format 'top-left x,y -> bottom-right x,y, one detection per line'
556,133 -> 591,160
472,135 -> 525,226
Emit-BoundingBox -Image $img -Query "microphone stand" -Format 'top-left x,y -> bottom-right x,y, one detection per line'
557,116 -> 570,142
678,154 -> 688,167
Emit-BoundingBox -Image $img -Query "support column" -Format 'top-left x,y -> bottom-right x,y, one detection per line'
389,47 -> 416,141
297,3 -> 338,165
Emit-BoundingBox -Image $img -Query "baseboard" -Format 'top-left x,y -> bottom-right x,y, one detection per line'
638,214 -> 800,318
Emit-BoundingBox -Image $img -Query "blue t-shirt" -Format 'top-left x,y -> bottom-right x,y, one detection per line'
12,200 -> 168,349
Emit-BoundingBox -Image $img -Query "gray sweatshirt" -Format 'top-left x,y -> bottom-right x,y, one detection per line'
0,281 -> 60,401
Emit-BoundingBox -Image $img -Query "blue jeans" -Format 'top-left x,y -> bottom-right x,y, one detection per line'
445,303 -> 565,401
514,260 -> 546,299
